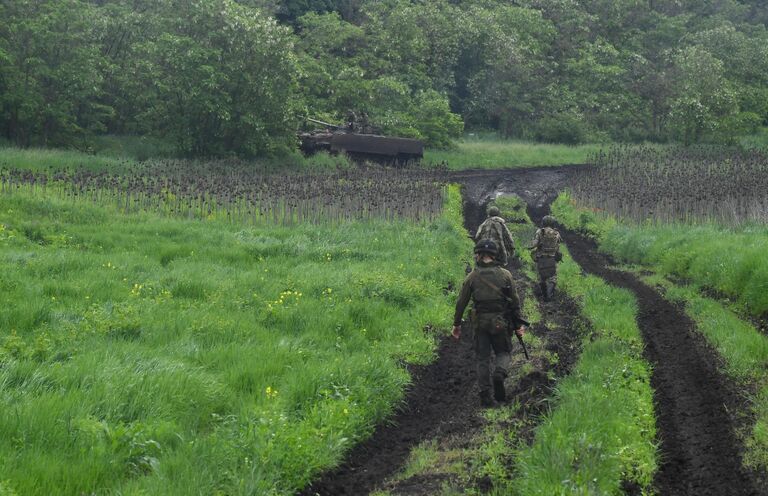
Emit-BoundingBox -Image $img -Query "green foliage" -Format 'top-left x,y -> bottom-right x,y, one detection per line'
137,1 -> 301,157
488,195 -> 530,225
512,248 -> 657,494
0,185 -> 471,495
0,0 -> 108,147
4,0 -> 768,155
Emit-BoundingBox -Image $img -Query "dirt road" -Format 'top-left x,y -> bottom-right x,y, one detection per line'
301,166 -> 763,496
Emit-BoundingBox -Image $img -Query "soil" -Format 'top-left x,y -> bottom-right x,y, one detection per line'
300,166 -> 765,496
560,229 -> 761,495
300,167 -> 585,496
297,332 -> 482,496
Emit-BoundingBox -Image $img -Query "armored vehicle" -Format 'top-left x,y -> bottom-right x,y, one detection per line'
298,118 -> 424,165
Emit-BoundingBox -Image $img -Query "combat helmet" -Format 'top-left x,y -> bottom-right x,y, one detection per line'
487,205 -> 500,217
474,239 -> 498,256
542,215 -> 557,227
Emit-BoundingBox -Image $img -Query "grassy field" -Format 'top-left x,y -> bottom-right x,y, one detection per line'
552,192 -> 768,317
553,192 -> 768,474
3,138 -> 605,174
510,248 -> 657,495
0,145 -> 354,175
424,138 -> 603,169
0,184 -> 470,495
0,147 -> 136,173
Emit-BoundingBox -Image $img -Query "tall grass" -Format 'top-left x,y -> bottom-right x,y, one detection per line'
424,138 -> 603,169
552,192 -> 768,317
0,147 -> 136,173
0,185 -> 471,495
510,248 -> 657,495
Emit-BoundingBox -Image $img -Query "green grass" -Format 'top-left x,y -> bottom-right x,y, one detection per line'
554,191 -> 768,474
0,146 -> 136,173
0,185 -> 471,495
641,274 -> 768,472
424,138 -> 603,170
510,248 -> 657,495
552,192 -> 768,317
89,135 -> 176,160
0,144 -> 353,175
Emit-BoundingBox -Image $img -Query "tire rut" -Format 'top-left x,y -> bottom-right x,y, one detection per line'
560,229 -> 760,496
300,167 -> 585,496
298,333 -> 481,496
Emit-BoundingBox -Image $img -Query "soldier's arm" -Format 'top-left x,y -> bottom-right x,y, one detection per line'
528,229 -> 541,250
502,224 -> 515,254
453,274 -> 474,326
503,271 -> 525,326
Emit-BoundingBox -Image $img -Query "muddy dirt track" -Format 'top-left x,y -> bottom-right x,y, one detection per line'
558,230 -> 759,496
300,166 -> 764,496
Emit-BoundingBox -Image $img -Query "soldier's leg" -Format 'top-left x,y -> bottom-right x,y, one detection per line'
538,271 -> 548,301
474,329 -> 494,406
546,273 -> 557,300
490,333 -> 513,402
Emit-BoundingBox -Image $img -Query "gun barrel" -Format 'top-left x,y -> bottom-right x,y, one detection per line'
517,334 -> 530,360
307,117 -> 341,129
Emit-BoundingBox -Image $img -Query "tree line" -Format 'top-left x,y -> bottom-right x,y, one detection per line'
1,0 -> 767,157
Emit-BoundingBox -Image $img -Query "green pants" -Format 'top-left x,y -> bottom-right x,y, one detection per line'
536,256 -> 558,299
473,326 -> 512,393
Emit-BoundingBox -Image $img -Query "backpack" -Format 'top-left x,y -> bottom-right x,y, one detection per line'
477,218 -> 505,252
538,227 -> 560,256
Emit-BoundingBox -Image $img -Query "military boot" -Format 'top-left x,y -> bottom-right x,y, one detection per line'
479,390 -> 496,408
492,368 -> 507,402
546,281 -> 556,301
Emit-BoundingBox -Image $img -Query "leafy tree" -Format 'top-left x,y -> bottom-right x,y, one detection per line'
667,46 -> 738,144
137,1 -> 301,156
0,0 -> 109,147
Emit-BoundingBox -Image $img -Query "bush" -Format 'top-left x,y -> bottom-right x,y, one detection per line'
532,114 -> 589,145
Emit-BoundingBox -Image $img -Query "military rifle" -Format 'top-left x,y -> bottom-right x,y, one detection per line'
502,285 -> 530,360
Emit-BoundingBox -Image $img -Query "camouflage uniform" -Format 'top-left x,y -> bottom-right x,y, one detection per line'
454,246 -> 525,405
475,208 -> 515,267
530,219 -> 562,301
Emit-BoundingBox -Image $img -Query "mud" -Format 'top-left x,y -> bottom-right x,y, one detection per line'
298,333 -> 481,496
560,228 -> 761,496
301,166 -> 764,496
300,167 -> 585,496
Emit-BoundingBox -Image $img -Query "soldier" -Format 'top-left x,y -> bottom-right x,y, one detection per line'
475,205 -> 515,267
529,215 -> 563,301
346,110 -> 359,132
452,239 -> 527,407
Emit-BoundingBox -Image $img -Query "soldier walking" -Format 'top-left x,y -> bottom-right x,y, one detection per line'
529,215 -> 563,301
475,205 -> 516,267
452,239 -> 527,407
